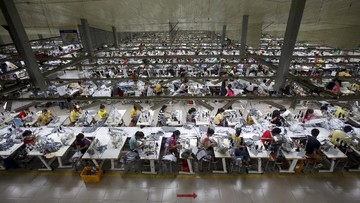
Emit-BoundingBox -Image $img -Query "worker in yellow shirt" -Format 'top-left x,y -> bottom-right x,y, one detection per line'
338,69 -> 351,77
155,80 -> 163,95
214,108 -> 227,127
334,107 -> 347,118
329,126 -> 352,146
34,109 -> 53,126
98,104 -> 108,121
129,105 -> 140,126
231,128 -> 251,165
69,105 -> 81,125
350,83 -> 359,92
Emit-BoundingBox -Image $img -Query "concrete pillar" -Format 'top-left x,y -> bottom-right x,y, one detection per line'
112,26 -> 118,48
80,18 -> 94,58
221,25 -> 226,49
78,24 -> 88,51
211,31 -> 215,44
247,23 -> 262,49
274,0 -> 306,91
38,34 -> 43,47
0,0 -> 46,90
240,15 -> 249,56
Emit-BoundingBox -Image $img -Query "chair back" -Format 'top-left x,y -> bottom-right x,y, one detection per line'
12,118 -> 23,127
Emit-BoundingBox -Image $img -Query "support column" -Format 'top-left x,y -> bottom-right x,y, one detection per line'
80,18 -> 94,58
38,34 -> 43,47
169,22 -> 173,45
211,31 -> 215,44
0,0 -> 46,90
221,25 -> 226,49
112,26 -> 118,48
240,15 -> 249,56
247,23 -> 262,49
78,24 -> 87,51
274,0 -> 306,91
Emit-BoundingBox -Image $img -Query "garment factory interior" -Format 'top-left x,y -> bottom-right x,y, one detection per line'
0,0 -> 360,203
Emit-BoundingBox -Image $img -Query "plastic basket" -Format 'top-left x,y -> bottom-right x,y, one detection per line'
80,166 -> 103,183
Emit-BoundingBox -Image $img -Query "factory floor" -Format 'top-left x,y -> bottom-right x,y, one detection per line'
0,171 -> 359,203
3,100 -> 359,202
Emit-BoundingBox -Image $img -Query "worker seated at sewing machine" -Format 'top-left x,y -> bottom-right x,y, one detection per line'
214,108 -> 229,127
186,108 -> 197,123
129,131 -> 146,154
261,127 -> 282,154
33,109 -> 55,126
231,128 -> 251,166
329,126 -> 360,169
69,105 -> 82,126
198,128 -> 217,160
75,133 -> 92,154
75,109 -> 97,127
98,104 -> 109,121
166,130 -> 182,157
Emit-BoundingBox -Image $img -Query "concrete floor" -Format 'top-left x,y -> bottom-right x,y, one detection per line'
0,171 -> 359,203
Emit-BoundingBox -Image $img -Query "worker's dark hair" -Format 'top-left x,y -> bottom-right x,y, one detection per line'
227,84 -> 232,89
100,104 -> 105,109
272,110 -> 280,117
161,105 -> 167,110
216,108 -> 225,115
344,126 -> 353,133
133,105 -> 137,110
304,109 -> 314,118
311,129 -> 320,137
76,133 -> 85,141
42,109 -> 48,113
235,128 -> 242,136
320,105 -> 328,111
207,128 -> 215,135
172,130 -> 181,137
271,128 -> 282,135
188,107 -> 196,114
135,131 -> 145,139
22,130 -> 32,137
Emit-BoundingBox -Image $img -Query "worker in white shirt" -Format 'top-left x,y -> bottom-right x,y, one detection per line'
244,83 -> 255,94
257,79 -> 269,96
56,81 -> 69,109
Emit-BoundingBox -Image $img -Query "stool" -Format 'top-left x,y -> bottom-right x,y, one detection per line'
161,160 -> 174,174
124,159 -> 141,173
304,158 -> 319,173
265,153 -> 282,172
334,158 -> 349,172
230,157 -> 243,173
199,158 -> 218,172
123,151 -> 141,173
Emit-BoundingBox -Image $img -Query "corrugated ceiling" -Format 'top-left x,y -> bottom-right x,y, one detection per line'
0,0 -> 359,49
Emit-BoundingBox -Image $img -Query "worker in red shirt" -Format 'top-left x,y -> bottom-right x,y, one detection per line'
261,128 -> 282,151
166,130 -> 182,157
18,109 -> 30,121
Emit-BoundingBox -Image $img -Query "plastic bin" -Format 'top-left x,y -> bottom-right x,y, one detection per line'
80,166 -> 103,183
